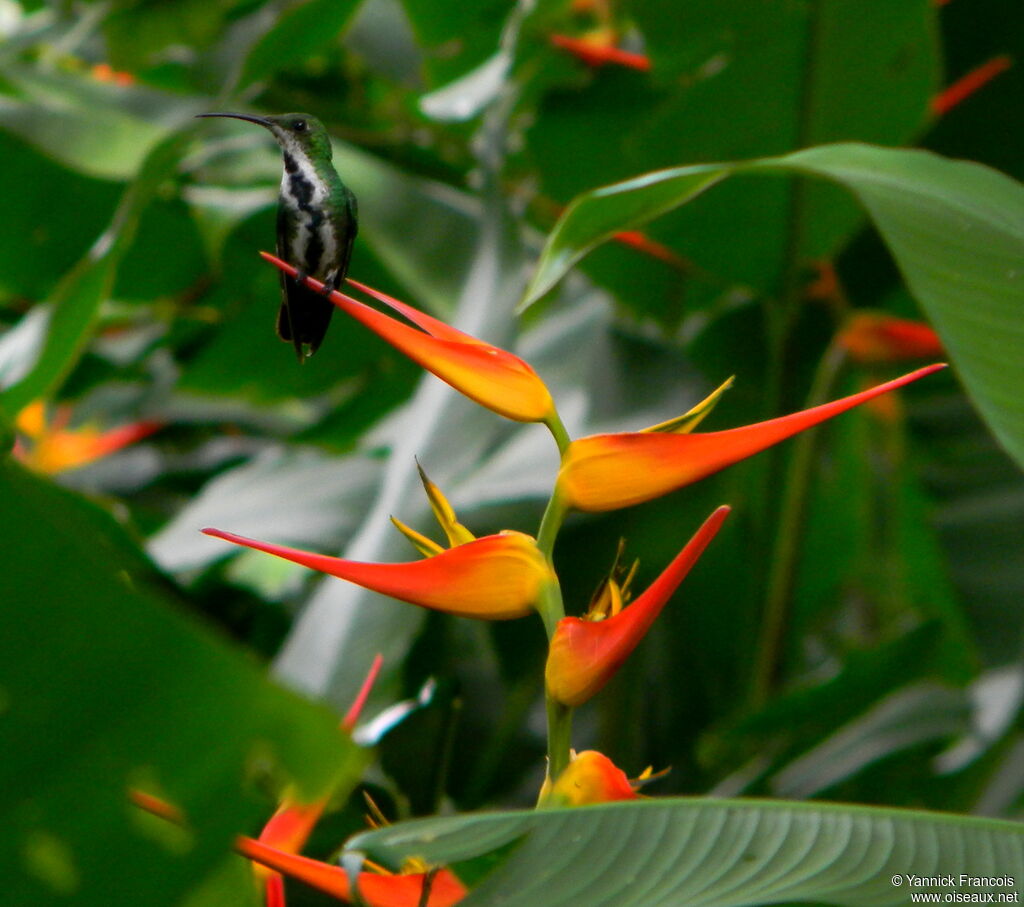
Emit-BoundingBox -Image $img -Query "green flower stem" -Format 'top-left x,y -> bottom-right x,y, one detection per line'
750,340 -> 848,707
543,409 -> 572,455
545,697 -> 573,785
536,491 -> 568,563
535,577 -> 565,640
535,486 -> 573,788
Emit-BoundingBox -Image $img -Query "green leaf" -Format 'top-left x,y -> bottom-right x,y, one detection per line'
347,798 -> 1024,906
0,132 -> 120,300
0,459 -> 360,906
522,0 -> 938,323
149,448 -> 381,573
522,143 -> 1024,468
0,131 -> 190,413
238,0 -> 363,88
0,66 -> 191,181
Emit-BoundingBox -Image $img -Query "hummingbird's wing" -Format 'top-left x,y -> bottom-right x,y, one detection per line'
336,187 -> 358,280
274,207 -> 336,360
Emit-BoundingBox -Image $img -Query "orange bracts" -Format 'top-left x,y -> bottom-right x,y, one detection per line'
255,656 -> 383,903
14,401 -> 159,474
203,528 -> 553,620
238,837 -> 467,907
549,34 -> 651,71
261,253 -> 555,424
546,507 -> 729,706
543,751 -> 641,806
132,791 -> 465,906
837,313 -> 944,364
555,364 -> 945,512
932,55 -> 1013,115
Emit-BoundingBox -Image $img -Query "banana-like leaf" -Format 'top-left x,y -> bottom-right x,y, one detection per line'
1,132 -> 189,412
0,460 -> 360,906
347,798 -> 1024,907
522,144 -> 1024,469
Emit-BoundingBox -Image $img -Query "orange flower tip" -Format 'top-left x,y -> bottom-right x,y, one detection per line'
838,314 -> 945,363
612,231 -> 688,269
260,250 -> 288,270
931,55 -> 1014,115
549,33 -> 651,71
130,790 -> 184,824
343,653 -> 384,731
201,527 -> 238,542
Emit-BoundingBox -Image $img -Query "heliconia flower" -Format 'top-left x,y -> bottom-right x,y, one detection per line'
549,33 -> 651,71
931,54 -> 1013,115
261,253 -> 556,424
555,364 -> 945,512
612,230 -> 688,269
836,313 -> 944,364
131,791 -> 466,906
202,527 -> 553,620
541,751 -> 641,806
14,400 -> 159,475
91,62 -> 135,85
546,506 -> 730,707
238,837 -> 467,907
255,656 -> 383,906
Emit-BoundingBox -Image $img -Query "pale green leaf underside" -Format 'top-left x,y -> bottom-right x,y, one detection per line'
348,797 -> 1024,907
522,143 -> 1024,470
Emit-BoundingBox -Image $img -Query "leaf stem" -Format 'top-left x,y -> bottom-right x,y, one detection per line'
750,340 -> 847,707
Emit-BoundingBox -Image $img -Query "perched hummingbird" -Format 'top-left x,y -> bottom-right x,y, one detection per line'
197,112 -> 358,360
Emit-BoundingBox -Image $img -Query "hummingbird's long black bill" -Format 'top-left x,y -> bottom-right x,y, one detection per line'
195,112 -> 274,128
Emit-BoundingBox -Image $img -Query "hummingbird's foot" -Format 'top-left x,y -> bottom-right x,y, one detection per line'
319,273 -> 340,297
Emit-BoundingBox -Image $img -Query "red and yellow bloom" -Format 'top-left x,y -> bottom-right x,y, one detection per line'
836,313 -> 944,364
238,837 -> 466,907
262,253 -> 556,424
546,506 -> 730,707
132,791 -> 466,907
555,364 -> 945,512
541,750 -> 647,806
14,400 -> 159,475
256,656 -> 383,906
203,527 -> 553,620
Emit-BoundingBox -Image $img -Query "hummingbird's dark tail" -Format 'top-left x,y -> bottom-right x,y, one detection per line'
277,277 -> 335,360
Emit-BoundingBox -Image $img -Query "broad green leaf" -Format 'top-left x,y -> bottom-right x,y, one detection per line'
522,143 -> 1024,468
149,448 -> 381,573
102,0 -> 245,75
909,383 -> 1024,666
0,66 -> 191,180
769,682 -> 968,799
0,131 -> 189,413
347,798 -> 1024,907
0,459 -> 360,906
0,132 -> 120,299
523,0 -> 938,323
238,0 -> 363,88
399,0 -> 510,85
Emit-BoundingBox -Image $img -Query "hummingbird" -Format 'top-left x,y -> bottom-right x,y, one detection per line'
197,112 -> 358,360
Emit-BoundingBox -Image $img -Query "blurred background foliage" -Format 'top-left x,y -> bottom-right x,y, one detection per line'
1,0 -> 1023,903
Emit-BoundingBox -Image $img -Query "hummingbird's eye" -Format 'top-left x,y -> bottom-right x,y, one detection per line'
292,119 -> 307,132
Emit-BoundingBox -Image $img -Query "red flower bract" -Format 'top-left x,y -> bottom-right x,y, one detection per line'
203,528 -> 552,620
546,506 -> 730,706
556,364 -> 945,512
